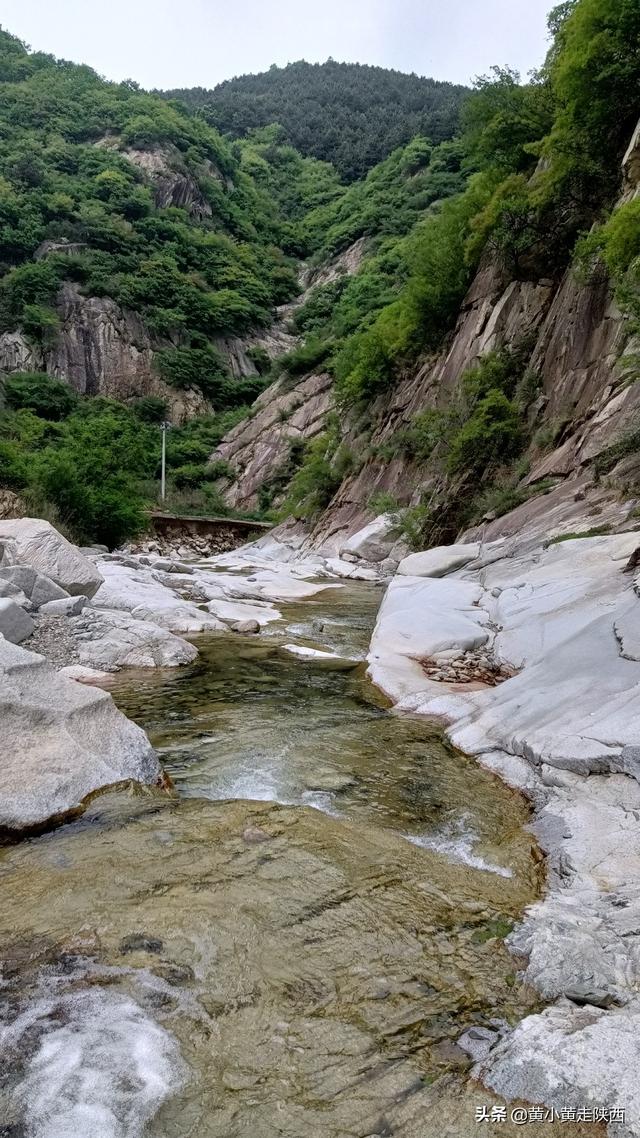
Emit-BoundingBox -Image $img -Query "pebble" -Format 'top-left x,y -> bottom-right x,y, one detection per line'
421,649 -> 512,687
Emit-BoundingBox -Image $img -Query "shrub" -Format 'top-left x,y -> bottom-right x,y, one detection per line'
279,336 -> 332,378
0,439 -> 28,489
447,390 -> 525,476
282,434 -> 342,518
4,372 -> 77,420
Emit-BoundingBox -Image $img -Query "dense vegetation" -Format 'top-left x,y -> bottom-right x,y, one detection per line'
0,372 -> 244,547
0,27 -> 298,379
166,61 -> 468,182
279,0 -> 640,540
1,0 -> 639,548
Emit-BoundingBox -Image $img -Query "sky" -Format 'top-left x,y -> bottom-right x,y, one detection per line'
1,0 -> 555,90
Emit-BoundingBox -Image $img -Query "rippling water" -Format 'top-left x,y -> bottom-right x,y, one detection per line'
0,582 -> 599,1137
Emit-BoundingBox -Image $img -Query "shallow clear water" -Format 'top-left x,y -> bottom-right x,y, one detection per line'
0,582 -> 599,1137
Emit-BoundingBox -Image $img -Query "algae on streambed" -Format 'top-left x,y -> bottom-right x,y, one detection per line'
0,584 -> 599,1137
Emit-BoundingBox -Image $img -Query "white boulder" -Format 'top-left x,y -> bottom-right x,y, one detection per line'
39,595 -> 88,617
0,519 -> 104,598
73,609 -> 199,671
368,575 -> 488,702
339,514 -> 403,563
0,637 -> 160,831
397,542 -> 480,577
91,562 -> 224,633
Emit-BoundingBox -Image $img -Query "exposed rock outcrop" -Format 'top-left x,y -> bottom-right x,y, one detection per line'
0,287 -> 210,425
0,519 -> 104,598
368,529 -> 640,1132
0,636 -> 160,832
215,372 -> 333,510
216,121 -> 640,555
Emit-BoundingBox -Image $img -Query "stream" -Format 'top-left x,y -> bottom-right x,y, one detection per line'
0,582 -> 599,1137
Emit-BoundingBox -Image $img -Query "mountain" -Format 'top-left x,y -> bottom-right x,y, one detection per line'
165,60 -> 468,182
1,0 -> 639,555
211,0 -> 640,551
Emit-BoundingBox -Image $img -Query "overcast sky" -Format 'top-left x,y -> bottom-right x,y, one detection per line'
1,0 -> 554,90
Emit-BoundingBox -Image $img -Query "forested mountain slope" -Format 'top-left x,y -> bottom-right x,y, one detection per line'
1,0 -> 639,556
165,60 -> 468,182
214,0 -> 640,553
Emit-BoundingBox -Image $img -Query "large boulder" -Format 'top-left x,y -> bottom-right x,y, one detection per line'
0,598 -> 35,644
0,519 -> 104,598
397,543 -> 480,578
72,608 -> 199,670
0,637 -> 160,831
0,565 -> 69,608
91,562 -> 224,633
339,514 -> 404,564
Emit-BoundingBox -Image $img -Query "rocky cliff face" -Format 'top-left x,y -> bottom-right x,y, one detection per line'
0,142 -> 273,423
0,285 -> 210,425
217,121 -> 640,549
211,239 -> 368,508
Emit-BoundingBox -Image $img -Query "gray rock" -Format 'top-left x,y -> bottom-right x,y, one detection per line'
0,519 -> 104,598
564,985 -> 619,1009
153,559 -> 194,574
0,565 -> 69,608
0,578 -> 28,605
120,933 -> 163,955
0,637 -> 160,831
0,598 -> 35,644
457,1025 -> 500,1061
39,595 -> 88,617
230,619 -> 260,634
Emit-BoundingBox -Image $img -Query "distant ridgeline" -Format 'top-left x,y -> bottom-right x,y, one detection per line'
164,60 -> 468,182
0,0 -> 639,551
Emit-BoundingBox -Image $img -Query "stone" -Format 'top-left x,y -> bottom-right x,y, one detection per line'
242,827 -> 271,844
0,565 -> 69,608
564,985 -> 619,1009
0,578 -> 28,605
282,644 -> 360,668
457,1026 -> 500,1062
230,619 -> 260,634
0,637 -> 160,831
38,595 -> 88,617
92,562 -> 224,633
59,665 -> 110,684
0,598 -> 35,644
480,1000 -> 640,1135
368,575 -> 488,702
72,609 -> 199,671
119,933 -> 163,955
0,519 -> 104,598
397,543 -> 480,578
338,514 -> 404,564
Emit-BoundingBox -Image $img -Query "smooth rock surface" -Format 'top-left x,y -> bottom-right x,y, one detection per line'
0,637 -> 160,830
0,565 -> 69,608
397,543 -> 480,578
0,519 -> 104,598
71,609 -> 199,671
339,513 -> 403,563
92,562 -> 224,633
0,599 -> 35,644
39,594 -> 88,617
368,530 -> 640,1134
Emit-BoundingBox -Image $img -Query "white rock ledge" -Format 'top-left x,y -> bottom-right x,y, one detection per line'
367,532 -> 640,1136
1,636 -> 160,832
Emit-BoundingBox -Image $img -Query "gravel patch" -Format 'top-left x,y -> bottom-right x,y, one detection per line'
24,615 -> 80,669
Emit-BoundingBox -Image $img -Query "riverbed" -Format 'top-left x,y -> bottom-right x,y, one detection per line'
0,582 -> 602,1137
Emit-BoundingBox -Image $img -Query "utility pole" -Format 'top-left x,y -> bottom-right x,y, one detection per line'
160,420 -> 169,503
